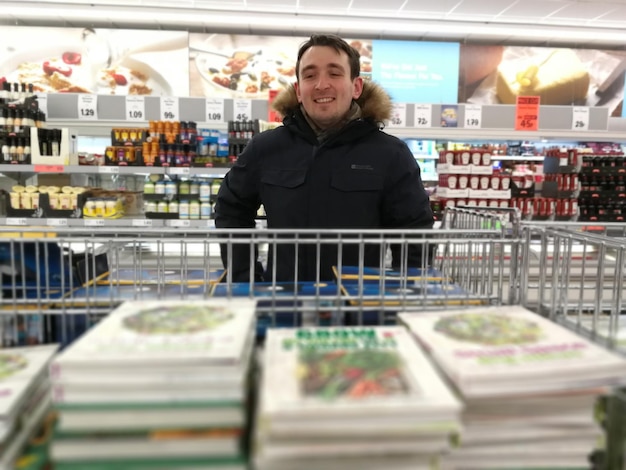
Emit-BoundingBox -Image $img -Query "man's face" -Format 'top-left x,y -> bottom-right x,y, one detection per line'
295,45 -> 363,130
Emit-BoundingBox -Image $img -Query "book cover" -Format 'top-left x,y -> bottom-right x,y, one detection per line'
333,265 -> 447,283
57,405 -> 244,433
260,326 -> 462,421
0,344 -> 58,422
53,457 -> 247,470
61,283 -> 211,305
211,281 -> 341,298
51,299 -> 256,369
399,306 -> 626,397
340,282 -> 484,307
97,268 -> 225,286
51,427 -> 242,461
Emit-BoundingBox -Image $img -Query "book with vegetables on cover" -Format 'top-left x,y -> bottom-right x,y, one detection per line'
398,306 -> 626,398
51,299 -> 257,372
260,326 -> 462,423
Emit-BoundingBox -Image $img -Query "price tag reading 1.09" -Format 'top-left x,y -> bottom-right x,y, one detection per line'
161,97 -> 179,121
84,219 -> 105,227
206,98 -> 224,124
78,94 -> 98,121
414,104 -> 432,128
233,99 -> 252,122
126,96 -> 146,122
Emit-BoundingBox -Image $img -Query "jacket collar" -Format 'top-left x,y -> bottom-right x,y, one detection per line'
271,80 -> 393,125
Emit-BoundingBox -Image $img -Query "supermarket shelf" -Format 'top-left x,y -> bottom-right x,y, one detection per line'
491,156 -> 545,162
0,217 -> 217,229
0,165 -> 230,177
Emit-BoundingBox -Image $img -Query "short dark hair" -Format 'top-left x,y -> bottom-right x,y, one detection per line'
296,34 -> 360,81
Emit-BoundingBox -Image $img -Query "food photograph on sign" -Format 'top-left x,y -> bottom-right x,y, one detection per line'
0,27 -> 189,96
189,34 -> 372,99
459,44 -> 626,117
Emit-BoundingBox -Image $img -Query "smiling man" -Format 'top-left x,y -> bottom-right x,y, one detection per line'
215,34 -> 434,282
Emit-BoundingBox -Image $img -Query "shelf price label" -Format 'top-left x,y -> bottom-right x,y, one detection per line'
413,104 -> 432,128
206,98 -> 224,124
46,218 -> 68,227
515,96 -> 540,131
387,103 -> 407,128
98,166 -> 120,174
6,218 -> 27,226
78,94 -> 98,121
572,107 -> 589,131
132,219 -> 153,227
167,219 -> 191,228
161,97 -> 179,121
84,219 -> 105,227
233,99 -> 252,122
168,167 -> 190,176
126,96 -> 146,122
34,165 -> 65,173
464,104 -> 482,129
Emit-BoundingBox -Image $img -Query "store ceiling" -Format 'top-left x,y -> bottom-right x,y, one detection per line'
3,0 -> 626,48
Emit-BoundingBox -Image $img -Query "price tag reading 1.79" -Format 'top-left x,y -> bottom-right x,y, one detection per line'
78,94 -> 98,121
126,96 -> 145,122
464,104 -> 482,129
160,97 -> 179,121
206,98 -> 224,124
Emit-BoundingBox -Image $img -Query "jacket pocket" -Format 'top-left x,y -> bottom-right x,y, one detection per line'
330,170 -> 384,192
261,169 -> 307,188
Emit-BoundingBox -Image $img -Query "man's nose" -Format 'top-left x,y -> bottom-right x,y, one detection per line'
315,74 -> 330,89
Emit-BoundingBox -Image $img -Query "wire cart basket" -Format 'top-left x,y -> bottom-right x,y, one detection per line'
1,206 -> 625,468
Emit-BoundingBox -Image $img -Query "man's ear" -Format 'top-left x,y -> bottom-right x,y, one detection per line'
352,77 -> 363,100
294,82 -> 302,103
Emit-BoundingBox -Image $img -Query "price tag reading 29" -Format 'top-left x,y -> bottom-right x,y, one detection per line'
233,99 -> 252,122
160,97 -> 179,121
126,96 -> 145,122
206,98 -> 224,124
78,94 -> 98,121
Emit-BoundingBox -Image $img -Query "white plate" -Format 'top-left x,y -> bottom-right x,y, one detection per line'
0,43 -> 172,96
195,47 -> 296,99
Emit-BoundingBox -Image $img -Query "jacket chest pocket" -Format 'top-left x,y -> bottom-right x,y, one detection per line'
330,170 -> 384,192
261,169 -> 307,188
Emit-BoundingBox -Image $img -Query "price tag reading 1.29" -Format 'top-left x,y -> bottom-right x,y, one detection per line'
233,99 -> 252,122
126,96 -> 146,122
414,104 -> 432,128
78,94 -> 98,121
161,97 -> 179,121
206,98 -> 224,124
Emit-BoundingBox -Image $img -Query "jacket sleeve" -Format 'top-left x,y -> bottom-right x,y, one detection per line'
214,139 -> 264,282
381,140 -> 435,269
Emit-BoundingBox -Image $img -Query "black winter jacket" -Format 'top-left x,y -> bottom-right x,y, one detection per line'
215,81 -> 434,282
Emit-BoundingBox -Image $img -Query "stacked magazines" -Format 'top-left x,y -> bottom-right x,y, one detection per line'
48,299 -> 257,470
399,306 -> 626,470
254,326 -> 463,470
0,344 -> 58,468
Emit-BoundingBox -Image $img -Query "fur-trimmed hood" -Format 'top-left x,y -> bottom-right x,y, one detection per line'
271,80 -> 393,123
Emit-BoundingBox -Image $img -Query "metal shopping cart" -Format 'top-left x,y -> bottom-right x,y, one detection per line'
1,208 -> 625,468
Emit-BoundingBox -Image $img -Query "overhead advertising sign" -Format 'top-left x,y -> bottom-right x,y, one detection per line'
372,40 -> 460,104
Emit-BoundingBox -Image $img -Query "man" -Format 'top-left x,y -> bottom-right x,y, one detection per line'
215,34 -> 433,282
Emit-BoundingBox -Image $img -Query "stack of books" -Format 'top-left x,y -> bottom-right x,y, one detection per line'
0,344 -> 58,468
49,299 -> 257,470
254,326 -> 462,470
400,306 -> 626,469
